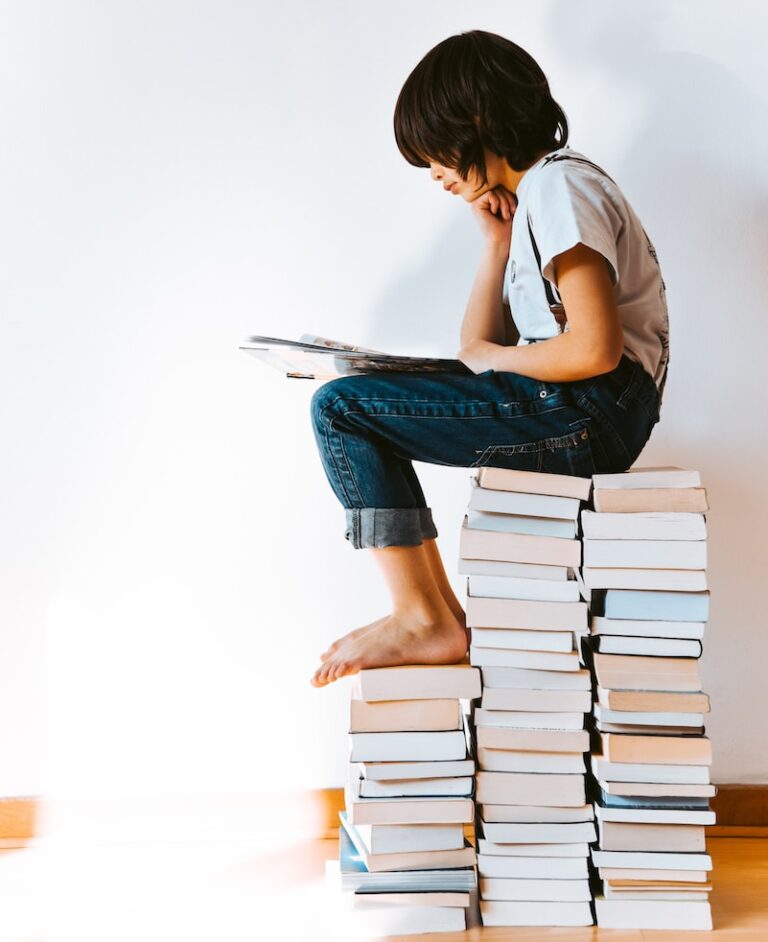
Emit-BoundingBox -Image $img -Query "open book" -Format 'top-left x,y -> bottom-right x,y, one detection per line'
239,334 -> 470,379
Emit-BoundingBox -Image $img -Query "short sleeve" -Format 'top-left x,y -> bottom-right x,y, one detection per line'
527,166 -> 624,289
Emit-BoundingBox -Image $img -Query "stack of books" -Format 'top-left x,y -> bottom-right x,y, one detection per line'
460,467 -> 596,928
581,467 -> 715,931
338,664 -> 481,935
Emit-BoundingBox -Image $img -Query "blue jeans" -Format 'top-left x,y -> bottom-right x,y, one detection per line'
310,354 -> 661,549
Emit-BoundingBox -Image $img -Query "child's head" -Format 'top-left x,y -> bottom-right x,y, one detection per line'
394,30 -> 568,197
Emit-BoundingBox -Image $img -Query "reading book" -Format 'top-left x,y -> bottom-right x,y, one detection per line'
239,334 -> 471,379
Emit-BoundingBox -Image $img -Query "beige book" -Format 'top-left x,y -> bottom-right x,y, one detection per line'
350,697 -> 462,733
460,520 -> 581,568
476,771 -> 586,807
606,878 -> 711,888
481,687 -> 592,712
598,820 -> 706,852
593,653 -> 702,692
593,487 -> 709,513
597,688 -> 710,713
475,466 -> 592,500
600,868 -> 709,882
481,803 -> 593,823
352,664 -> 480,702
344,788 -> 474,826
478,747 -> 585,774
467,595 -> 588,631
600,733 -> 712,766
477,725 -> 589,753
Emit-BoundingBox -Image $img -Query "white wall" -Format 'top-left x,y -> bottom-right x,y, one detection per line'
2,0 -> 767,803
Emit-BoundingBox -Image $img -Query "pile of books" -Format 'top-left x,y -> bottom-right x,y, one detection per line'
337,665 -> 481,935
460,467 -> 596,928
581,467 -> 715,931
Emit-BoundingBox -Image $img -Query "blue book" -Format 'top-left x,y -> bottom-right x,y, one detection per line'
603,589 -> 710,622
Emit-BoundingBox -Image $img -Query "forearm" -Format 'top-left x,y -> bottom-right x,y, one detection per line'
459,242 -> 510,348
468,330 -> 622,382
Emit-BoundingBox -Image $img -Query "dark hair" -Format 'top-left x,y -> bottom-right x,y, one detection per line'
394,30 -> 568,182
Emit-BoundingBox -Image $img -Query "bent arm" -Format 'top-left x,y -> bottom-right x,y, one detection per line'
459,242 -> 623,381
459,242 -> 511,348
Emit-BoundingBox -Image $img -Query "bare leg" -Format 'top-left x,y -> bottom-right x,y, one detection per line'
319,538 -> 465,660
311,542 -> 467,687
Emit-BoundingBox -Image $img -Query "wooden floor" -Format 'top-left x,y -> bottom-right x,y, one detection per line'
0,834 -> 765,940
280,835 -> 768,942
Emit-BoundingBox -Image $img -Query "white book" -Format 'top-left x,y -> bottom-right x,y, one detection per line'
354,822 -> 465,854
583,539 -> 707,570
480,876 -> 592,902
581,510 -> 707,541
359,758 -> 475,781
481,820 -> 597,843
471,626 -> 575,653
593,704 -> 705,728
592,467 -> 702,489
459,557 -> 571,581
478,840 -> 588,857
348,903 -> 467,934
468,481 -> 581,519
481,666 -> 591,689
467,509 -> 577,538
582,567 -> 708,592
591,850 -> 713,870
474,708 -> 585,731
471,645 -> 581,672
598,781 -> 717,799
595,898 -> 712,930
480,900 -> 593,926
352,664 -> 481,702
591,757 -> 711,785
481,804 -> 594,824
478,854 -> 588,879
594,635 -> 702,658
468,573 -> 581,602
603,588 -> 710,622
354,776 -> 474,798
594,803 -> 716,826
591,616 -> 705,640
478,747 -> 585,774
481,686 -> 591,712
349,729 -> 467,763
350,891 -> 471,908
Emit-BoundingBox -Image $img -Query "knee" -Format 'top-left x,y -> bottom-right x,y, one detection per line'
310,377 -> 355,433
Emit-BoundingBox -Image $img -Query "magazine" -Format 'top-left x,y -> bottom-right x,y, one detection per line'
239,334 -> 471,379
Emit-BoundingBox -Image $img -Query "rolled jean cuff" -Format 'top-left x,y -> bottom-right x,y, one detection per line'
344,508 -> 438,549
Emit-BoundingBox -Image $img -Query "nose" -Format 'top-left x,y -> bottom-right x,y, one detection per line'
430,164 -> 443,182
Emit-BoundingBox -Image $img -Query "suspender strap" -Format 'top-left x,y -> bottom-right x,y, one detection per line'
525,153 -> 616,309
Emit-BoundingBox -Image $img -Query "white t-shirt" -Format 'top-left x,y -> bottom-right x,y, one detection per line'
505,146 -> 670,393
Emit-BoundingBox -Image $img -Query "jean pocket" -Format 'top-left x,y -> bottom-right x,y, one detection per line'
470,421 -> 596,478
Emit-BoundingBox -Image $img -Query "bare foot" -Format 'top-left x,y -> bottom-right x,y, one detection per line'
319,615 -> 388,662
319,590 -> 466,662
311,608 -> 468,687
